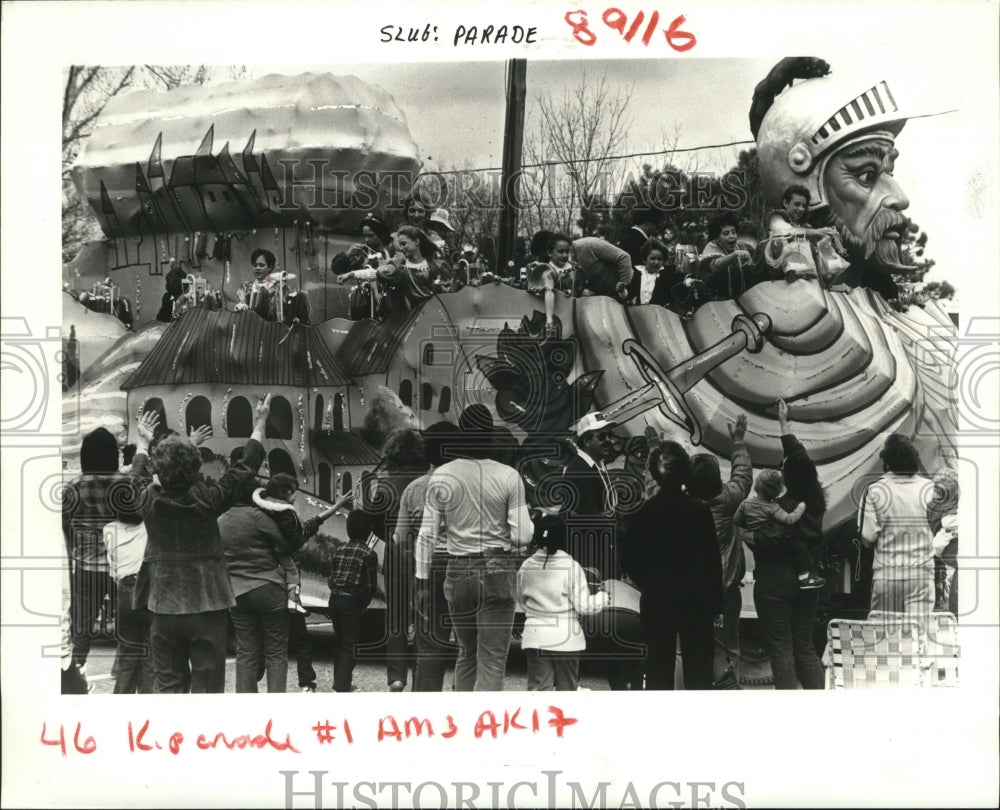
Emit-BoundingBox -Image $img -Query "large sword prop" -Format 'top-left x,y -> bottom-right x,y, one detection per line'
601,313 -> 772,445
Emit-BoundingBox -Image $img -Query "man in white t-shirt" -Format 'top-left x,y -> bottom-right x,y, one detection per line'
415,405 -> 533,691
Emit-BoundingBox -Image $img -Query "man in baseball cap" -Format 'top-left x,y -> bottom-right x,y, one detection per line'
563,411 -> 619,550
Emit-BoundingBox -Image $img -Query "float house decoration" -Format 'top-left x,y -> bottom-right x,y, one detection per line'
119,308 -> 379,501
63,61 -> 957,642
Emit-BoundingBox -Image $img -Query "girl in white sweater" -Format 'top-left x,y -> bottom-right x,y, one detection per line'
517,515 -> 610,690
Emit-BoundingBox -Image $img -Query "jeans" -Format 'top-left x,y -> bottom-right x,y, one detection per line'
230,583 -> 289,693
444,554 -> 517,692
70,567 -> 115,668
113,575 -> 153,694
753,566 -> 824,690
384,541 -> 413,686
414,552 -> 458,692
149,610 -> 229,693
525,649 -> 579,691
713,585 -> 742,681
639,595 -> 714,690
288,612 -> 317,688
329,592 -> 367,692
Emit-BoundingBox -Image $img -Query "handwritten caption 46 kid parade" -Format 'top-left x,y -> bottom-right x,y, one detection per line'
40,706 -> 578,757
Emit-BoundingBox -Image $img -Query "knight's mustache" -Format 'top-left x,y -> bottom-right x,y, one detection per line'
831,207 -> 914,268
863,209 -> 912,258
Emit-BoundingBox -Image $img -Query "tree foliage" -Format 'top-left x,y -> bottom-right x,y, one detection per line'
519,71 -> 634,238
62,67 -> 136,264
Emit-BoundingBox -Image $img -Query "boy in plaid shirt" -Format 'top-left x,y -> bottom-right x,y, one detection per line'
327,510 -> 378,692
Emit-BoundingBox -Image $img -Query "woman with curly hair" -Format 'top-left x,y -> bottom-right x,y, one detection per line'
130,395 -> 271,693
367,427 -> 430,691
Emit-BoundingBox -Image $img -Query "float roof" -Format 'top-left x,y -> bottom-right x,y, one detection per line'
121,308 -> 352,390
334,306 -> 423,376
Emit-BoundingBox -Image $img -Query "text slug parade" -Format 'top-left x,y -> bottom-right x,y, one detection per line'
378,9 -> 697,49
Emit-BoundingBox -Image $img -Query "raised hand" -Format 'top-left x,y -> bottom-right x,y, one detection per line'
253,393 -> 272,435
136,411 -> 159,444
728,413 -> 747,442
188,424 -> 212,447
777,398 -> 790,432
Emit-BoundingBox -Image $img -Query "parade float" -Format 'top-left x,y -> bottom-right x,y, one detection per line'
63,63 -> 957,681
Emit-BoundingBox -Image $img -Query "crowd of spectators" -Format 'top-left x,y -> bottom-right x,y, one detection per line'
62,393 -> 955,694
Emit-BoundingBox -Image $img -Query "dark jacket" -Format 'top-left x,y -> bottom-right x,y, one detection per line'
560,452 -> 613,517
622,486 -> 723,617
218,502 -> 298,598
132,438 -> 265,614
626,268 -> 674,307
749,433 -> 826,570
251,488 -> 323,553
367,469 -> 427,542
692,439 -> 753,590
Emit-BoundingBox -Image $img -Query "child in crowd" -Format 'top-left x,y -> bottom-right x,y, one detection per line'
103,512 -> 153,693
517,515 -> 610,691
252,472 -> 353,692
327,510 -> 379,692
735,469 -> 825,589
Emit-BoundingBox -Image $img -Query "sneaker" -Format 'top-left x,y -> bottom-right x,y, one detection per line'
798,573 -> 826,590
301,685 -> 316,693
388,680 -> 406,692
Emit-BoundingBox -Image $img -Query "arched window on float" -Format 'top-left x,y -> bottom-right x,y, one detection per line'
341,471 -> 353,497
421,383 -> 433,411
333,393 -> 344,432
142,398 -> 168,432
314,394 -> 324,433
438,386 -> 452,414
398,379 -> 413,409
267,448 -> 296,478
318,463 -> 332,501
226,396 -> 253,437
266,395 -> 293,439
186,396 -> 212,433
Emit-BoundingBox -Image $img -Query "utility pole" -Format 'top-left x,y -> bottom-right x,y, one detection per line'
497,59 -> 526,276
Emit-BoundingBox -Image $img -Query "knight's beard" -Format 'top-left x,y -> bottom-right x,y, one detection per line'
821,206 -> 915,273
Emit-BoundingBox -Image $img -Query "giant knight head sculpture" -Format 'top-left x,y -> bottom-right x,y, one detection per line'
755,61 -> 916,277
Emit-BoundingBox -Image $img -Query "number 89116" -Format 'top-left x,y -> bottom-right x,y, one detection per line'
564,9 -> 696,50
